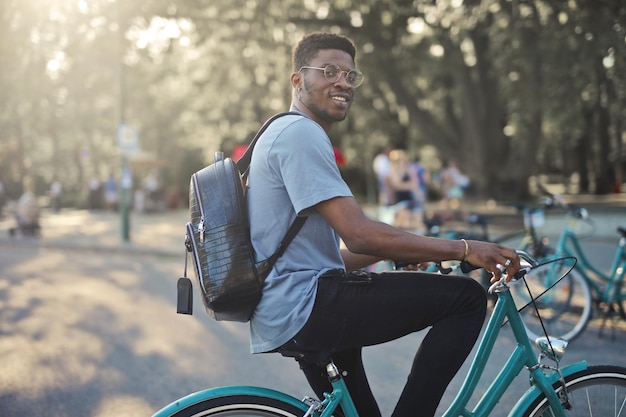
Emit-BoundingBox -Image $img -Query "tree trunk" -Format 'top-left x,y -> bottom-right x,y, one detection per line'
593,59 -> 613,194
577,107 -> 594,193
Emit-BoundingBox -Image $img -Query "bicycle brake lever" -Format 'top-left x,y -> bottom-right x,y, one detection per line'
507,250 -> 536,281
516,250 -> 538,268
486,251 -> 537,294
511,266 -> 531,281
488,265 -> 532,294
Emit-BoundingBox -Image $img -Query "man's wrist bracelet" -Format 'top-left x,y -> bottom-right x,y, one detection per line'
461,239 -> 469,262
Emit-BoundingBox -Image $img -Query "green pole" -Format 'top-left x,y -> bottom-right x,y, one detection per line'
118,17 -> 130,243
120,157 -> 131,242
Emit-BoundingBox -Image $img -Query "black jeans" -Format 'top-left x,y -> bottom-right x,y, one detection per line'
277,270 -> 487,417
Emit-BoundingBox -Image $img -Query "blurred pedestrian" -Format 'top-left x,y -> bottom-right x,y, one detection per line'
104,174 -> 119,211
387,149 -> 422,230
49,178 -> 62,213
10,176 -> 40,237
88,176 -> 102,210
408,153 -> 430,209
440,159 -> 469,219
143,169 -> 162,212
373,146 -> 392,206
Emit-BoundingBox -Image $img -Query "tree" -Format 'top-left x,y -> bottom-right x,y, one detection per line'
2,0 -> 624,206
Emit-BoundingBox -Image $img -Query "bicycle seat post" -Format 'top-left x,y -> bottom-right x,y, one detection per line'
320,360 -> 361,417
326,361 -> 342,381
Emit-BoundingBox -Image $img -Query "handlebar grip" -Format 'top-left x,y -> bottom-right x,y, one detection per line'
460,261 -> 480,273
461,250 -> 537,276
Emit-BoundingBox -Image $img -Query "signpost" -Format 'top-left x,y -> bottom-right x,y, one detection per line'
117,124 -> 139,242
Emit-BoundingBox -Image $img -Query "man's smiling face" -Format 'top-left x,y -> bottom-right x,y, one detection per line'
294,48 -> 356,132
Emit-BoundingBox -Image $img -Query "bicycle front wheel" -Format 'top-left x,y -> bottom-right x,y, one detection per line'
523,365 -> 626,417
512,263 -> 592,342
163,394 -> 308,417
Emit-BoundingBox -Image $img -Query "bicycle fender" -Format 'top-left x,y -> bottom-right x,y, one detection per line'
151,385 -> 309,417
508,361 -> 587,417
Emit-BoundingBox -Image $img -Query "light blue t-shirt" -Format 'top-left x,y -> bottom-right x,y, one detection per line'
247,114 -> 353,353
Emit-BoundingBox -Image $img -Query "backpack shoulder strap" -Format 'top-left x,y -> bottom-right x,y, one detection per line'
240,112 -> 307,279
236,111 -> 302,175
256,215 -> 307,279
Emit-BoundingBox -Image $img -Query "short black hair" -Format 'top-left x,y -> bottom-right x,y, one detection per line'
292,33 -> 357,72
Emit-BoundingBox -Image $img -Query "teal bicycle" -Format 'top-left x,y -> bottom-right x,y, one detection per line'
512,190 -> 626,343
152,251 -> 626,417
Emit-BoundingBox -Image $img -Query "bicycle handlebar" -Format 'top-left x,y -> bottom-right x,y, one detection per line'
537,184 -> 590,220
395,251 -> 539,291
460,248 -> 537,273
484,250 -> 539,293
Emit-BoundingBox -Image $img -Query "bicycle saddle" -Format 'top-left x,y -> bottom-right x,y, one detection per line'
275,346 -> 333,367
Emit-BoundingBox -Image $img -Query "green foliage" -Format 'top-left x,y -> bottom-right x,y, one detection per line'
1,0 -> 625,206
159,146 -> 207,206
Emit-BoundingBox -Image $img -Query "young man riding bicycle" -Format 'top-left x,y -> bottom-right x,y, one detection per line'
247,32 -> 521,417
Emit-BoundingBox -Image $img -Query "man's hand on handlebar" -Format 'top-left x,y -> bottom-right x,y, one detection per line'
463,240 -> 521,284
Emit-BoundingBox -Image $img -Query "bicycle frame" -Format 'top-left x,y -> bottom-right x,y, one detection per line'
152,278 -> 588,417
553,216 -> 626,305
441,283 -> 585,417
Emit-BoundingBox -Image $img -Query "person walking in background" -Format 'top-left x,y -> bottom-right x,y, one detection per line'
87,176 -> 102,210
143,169 -> 162,212
10,176 -> 41,237
386,149 -> 422,230
440,159 -> 469,220
408,153 -> 430,211
372,146 -> 392,206
104,174 -> 119,211
49,178 -> 62,213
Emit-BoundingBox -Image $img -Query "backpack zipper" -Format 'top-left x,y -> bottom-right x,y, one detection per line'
192,174 -> 206,243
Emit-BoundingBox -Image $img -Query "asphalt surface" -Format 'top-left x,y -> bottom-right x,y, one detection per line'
0,197 -> 624,417
0,208 -> 188,258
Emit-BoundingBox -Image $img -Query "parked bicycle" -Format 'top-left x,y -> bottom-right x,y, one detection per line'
152,251 -> 626,417
511,188 -> 626,343
419,209 -> 553,289
366,213 -> 498,275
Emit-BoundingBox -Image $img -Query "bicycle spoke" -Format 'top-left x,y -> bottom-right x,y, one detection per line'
524,366 -> 626,417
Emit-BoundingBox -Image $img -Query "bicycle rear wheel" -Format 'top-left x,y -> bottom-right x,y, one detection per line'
522,365 -> 626,417
511,263 -> 592,342
163,394 -> 307,417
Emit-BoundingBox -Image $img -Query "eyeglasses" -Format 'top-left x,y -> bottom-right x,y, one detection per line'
298,64 -> 364,88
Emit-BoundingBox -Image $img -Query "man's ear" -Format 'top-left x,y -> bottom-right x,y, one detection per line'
290,72 -> 301,90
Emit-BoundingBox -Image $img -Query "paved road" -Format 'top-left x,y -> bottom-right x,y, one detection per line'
0,206 -> 624,416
